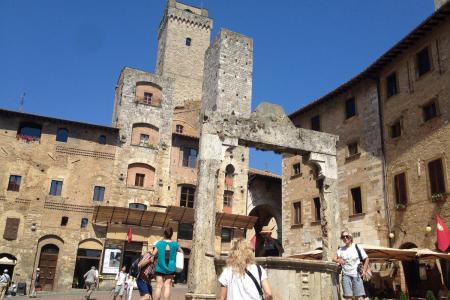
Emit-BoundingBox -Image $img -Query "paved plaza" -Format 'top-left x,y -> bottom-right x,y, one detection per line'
10,285 -> 188,300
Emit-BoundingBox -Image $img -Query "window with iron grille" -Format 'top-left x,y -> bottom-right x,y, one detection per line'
310,115 -> 321,131
182,147 -> 198,168
390,121 -> 402,138
143,92 -> 153,105
7,175 -> 21,192
386,72 -> 398,97
49,180 -> 63,196
416,47 -> 431,77
313,197 -> 321,221
423,100 -> 438,122
223,191 -> 233,208
394,173 -> 408,205
292,202 -> 301,225
350,187 -> 363,214
135,173 -> 145,187
3,218 -> 20,240
93,186 -> 105,201
345,97 -> 356,119
180,186 -> 195,208
428,158 -> 446,195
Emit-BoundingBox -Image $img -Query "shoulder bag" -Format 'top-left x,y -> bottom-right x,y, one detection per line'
245,265 -> 263,300
355,244 -> 372,282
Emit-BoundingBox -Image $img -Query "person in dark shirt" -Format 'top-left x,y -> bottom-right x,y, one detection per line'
257,226 -> 283,257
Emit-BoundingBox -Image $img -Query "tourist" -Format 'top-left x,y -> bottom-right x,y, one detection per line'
257,226 -> 283,257
83,266 -> 98,300
113,266 -> 128,300
218,239 -> 272,300
137,249 -> 154,300
333,230 -> 369,300
29,268 -> 41,298
0,269 -> 10,300
126,275 -> 135,300
152,227 -> 182,300
7,281 -> 16,296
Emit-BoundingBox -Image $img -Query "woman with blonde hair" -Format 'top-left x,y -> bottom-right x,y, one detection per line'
218,239 -> 273,300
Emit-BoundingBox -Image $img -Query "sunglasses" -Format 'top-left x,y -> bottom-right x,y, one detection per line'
341,235 -> 351,240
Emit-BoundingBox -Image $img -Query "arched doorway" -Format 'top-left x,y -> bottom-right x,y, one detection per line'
38,244 -> 59,291
0,254 -> 16,279
72,239 -> 102,288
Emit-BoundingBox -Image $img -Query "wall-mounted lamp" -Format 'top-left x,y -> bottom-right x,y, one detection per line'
31,223 -> 37,231
426,224 -> 432,233
389,224 -> 407,239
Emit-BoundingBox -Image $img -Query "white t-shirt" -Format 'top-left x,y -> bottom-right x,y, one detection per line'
336,244 -> 368,277
218,264 -> 267,300
115,271 -> 128,286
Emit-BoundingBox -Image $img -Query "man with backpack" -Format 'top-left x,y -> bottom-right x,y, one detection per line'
333,230 -> 370,300
0,269 -> 10,300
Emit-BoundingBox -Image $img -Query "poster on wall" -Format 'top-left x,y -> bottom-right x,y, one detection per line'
102,248 -> 121,274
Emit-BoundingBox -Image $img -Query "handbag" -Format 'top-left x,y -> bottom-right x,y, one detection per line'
245,265 -> 264,300
355,244 -> 372,282
175,252 -> 184,273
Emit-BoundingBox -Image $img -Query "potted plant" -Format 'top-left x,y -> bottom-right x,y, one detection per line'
395,203 -> 406,210
431,192 -> 447,202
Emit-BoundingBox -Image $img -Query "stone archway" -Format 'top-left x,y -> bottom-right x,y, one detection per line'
0,253 -> 17,279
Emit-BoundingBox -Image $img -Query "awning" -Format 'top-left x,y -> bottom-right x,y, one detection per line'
166,206 -> 257,229
93,206 -> 258,230
414,248 -> 450,260
93,206 -> 170,227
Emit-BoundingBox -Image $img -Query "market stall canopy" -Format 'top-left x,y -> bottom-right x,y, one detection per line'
93,205 -> 258,229
414,248 -> 450,260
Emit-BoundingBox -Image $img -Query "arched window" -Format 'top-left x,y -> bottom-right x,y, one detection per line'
129,203 -> 147,210
131,123 -> 159,147
225,164 -> 235,188
56,128 -> 68,142
176,124 -> 184,134
180,185 -> 195,208
127,163 -> 155,189
185,37 -> 192,46
98,135 -> 106,145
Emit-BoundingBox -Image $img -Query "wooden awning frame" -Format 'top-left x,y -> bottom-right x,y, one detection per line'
93,205 -> 258,230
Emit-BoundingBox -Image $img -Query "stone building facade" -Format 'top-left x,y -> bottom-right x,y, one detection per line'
284,0 -> 450,262
0,0 -> 281,292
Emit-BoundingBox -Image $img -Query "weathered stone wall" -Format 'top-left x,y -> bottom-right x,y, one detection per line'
380,18 -> 450,249
156,1 -> 212,106
285,79 -> 387,255
0,111 -> 117,290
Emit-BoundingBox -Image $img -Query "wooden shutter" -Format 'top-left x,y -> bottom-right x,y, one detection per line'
429,159 -> 446,194
3,218 -> 20,240
394,173 -> 408,204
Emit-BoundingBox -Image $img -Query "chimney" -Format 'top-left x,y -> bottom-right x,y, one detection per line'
434,0 -> 449,10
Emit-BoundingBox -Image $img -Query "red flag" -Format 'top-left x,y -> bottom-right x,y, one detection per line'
127,226 -> 132,243
436,214 -> 450,252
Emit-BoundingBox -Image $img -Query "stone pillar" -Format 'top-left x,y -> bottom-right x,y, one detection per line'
305,152 -> 340,300
186,133 -> 224,300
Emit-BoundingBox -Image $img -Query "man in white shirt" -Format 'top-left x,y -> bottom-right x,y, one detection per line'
0,269 -> 10,300
333,230 -> 369,300
113,266 -> 128,300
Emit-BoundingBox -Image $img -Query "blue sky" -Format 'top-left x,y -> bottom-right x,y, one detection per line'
0,0 -> 434,174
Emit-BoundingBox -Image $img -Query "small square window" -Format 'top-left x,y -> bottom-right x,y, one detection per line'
416,47 -> 431,77
61,216 -> 69,226
345,97 -> 356,119
185,37 -> 192,46
139,134 -> 149,146
310,115 -> 321,131
292,202 -> 301,225
93,186 -> 105,201
292,163 -> 301,176
80,218 -> 88,228
350,187 -> 363,215
49,180 -> 63,196
221,228 -> 233,243
135,173 -> 145,187
347,142 -> 359,156
176,125 -> 184,134
7,175 -> 21,192
313,197 -> 321,222
98,135 -> 106,145
390,121 -> 402,138
423,100 -> 438,122
143,92 -> 153,105
386,72 -> 398,97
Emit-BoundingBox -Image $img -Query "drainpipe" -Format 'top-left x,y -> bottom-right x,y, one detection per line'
375,77 -> 392,247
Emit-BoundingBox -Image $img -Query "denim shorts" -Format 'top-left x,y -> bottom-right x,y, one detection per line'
342,274 -> 365,297
137,278 -> 152,296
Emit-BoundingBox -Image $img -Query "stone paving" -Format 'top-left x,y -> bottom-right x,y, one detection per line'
10,285 -> 188,300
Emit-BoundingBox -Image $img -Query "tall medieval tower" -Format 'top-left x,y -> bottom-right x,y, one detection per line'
156,0 -> 212,106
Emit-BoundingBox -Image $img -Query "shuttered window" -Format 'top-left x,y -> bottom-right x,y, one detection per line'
428,158 -> 446,194
3,218 -> 20,240
394,173 -> 408,205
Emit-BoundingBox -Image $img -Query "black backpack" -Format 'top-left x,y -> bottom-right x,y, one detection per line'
129,255 -> 143,278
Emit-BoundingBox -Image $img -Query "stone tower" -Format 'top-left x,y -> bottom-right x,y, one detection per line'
156,0 -> 212,106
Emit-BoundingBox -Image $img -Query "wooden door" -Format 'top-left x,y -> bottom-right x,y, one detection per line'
38,244 -> 59,291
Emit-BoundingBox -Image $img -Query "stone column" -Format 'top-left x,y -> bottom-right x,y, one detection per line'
305,152 -> 340,300
186,133 -> 224,300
